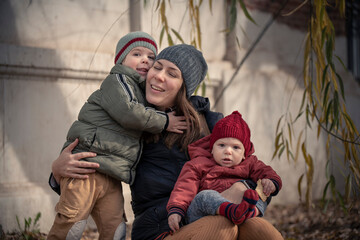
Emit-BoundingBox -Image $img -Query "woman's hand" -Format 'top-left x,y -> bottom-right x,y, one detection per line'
52,139 -> 99,183
220,182 -> 248,204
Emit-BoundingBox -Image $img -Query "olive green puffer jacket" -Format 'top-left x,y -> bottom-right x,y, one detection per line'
63,64 -> 167,184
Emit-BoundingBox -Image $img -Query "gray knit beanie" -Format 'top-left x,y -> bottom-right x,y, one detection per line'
114,31 -> 158,65
156,44 -> 208,97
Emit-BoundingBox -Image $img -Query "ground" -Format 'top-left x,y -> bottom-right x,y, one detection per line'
2,199 -> 359,239
264,199 -> 360,240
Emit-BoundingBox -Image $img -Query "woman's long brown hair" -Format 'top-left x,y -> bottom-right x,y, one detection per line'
143,83 -> 203,151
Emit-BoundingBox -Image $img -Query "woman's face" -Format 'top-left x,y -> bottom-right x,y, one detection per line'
145,59 -> 184,111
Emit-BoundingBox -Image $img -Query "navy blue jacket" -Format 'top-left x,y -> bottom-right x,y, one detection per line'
130,96 -> 223,240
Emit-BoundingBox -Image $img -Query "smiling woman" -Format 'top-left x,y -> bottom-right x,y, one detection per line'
145,59 -> 184,111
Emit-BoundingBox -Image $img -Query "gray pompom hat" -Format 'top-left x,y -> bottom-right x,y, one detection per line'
156,44 -> 208,97
114,31 -> 157,65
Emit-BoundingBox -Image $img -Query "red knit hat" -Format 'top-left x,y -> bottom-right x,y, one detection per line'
210,111 -> 253,156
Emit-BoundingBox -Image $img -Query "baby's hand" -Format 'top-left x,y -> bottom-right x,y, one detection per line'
261,179 -> 276,196
166,112 -> 187,134
168,213 -> 182,232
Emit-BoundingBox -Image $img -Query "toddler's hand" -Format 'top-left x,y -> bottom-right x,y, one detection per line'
261,179 -> 276,196
168,214 -> 182,232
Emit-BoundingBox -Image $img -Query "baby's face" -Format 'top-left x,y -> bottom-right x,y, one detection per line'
211,138 -> 245,167
122,47 -> 155,77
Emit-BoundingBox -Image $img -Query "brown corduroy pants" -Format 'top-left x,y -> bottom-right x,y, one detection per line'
164,215 -> 283,240
48,172 -> 125,240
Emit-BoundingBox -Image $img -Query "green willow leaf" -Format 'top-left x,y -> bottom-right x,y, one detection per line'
286,139 -> 290,161
336,192 -> 347,212
238,0 -> 256,24
321,64 -> 329,90
272,141 -> 284,159
208,0 -> 213,13
335,72 -> 345,100
323,81 -> 330,108
289,150 -> 295,161
335,55 -> 348,71
325,38 -> 333,65
343,113 -> 357,132
298,174 -> 304,201
345,174 -> 351,203
321,27 -> 327,48
275,115 -> 284,134
322,179 -> 331,201
298,90 -> 307,114
201,81 -> 206,96
305,106 -> 312,129
320,5 -> 325,28
333,91 -> 339,128
229,0 -> 237,32
287,123 -> 292,145
171,28 -> 185,43
278,145 -> 285,158
294,132 -> 303,163
275,132 -> 283,147
159,27 -> 165,47
293,111 -> 304,123
329,120 -> 336,132
322,198 -> 330,213
167,33 -> 174,46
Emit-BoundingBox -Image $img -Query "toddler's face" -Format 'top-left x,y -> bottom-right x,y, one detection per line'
211,137 -> 245,167
122,47 -> 155,77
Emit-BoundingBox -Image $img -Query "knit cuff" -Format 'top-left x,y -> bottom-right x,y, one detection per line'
164,113 -> 169,131
270,179 -> 280,196
168,207 -> 185,219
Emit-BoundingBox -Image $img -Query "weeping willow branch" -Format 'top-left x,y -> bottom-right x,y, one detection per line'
274,0 -> 360,208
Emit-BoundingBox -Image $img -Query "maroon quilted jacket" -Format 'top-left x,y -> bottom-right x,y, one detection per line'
167,135 -> 282,215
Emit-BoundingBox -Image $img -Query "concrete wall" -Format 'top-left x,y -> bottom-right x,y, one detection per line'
0,0 -> 359,234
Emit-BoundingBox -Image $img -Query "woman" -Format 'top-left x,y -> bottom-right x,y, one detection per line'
50,44 -> 283,240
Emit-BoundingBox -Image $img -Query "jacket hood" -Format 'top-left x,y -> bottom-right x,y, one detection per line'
188,135 -> 212,160
189,96 -> 210,113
